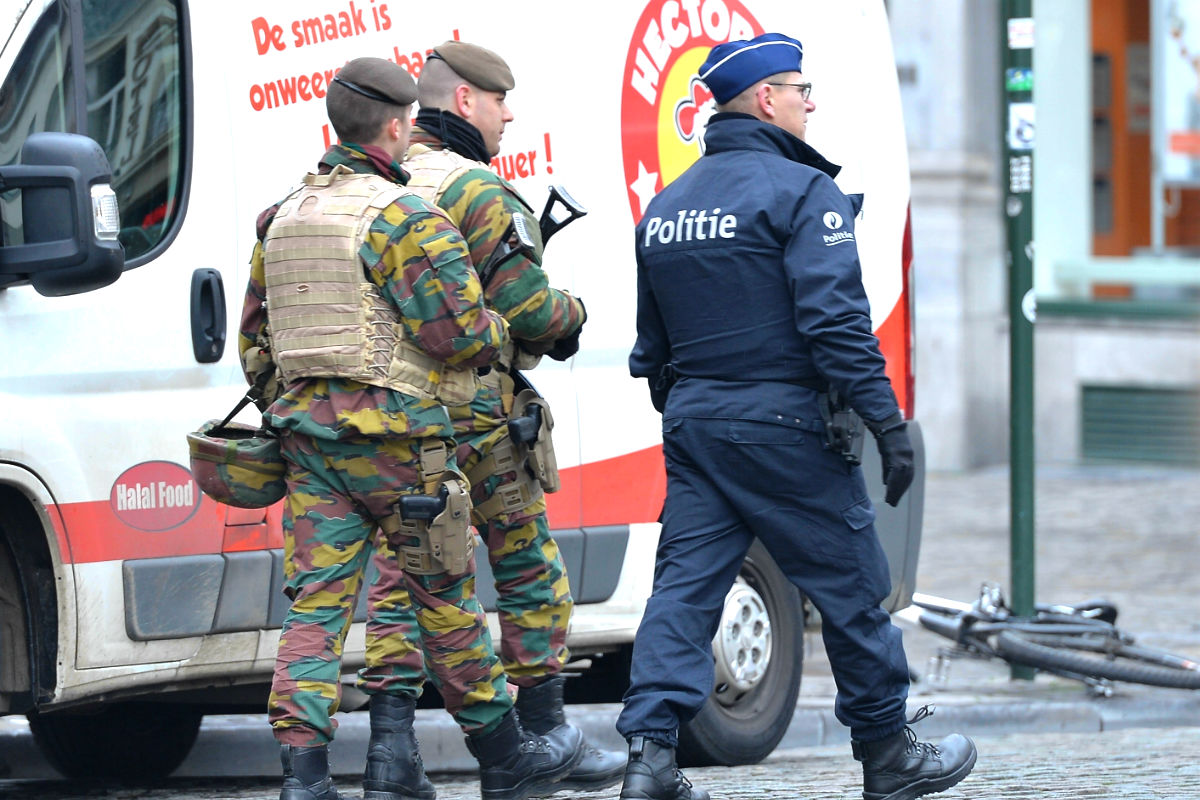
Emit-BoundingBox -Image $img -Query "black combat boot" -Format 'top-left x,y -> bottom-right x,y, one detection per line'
464,709 -> 583,800
363,693 -> 436,800
851,708 -> 977,800
618,736 -> 710,800
514,675 -> 626,790
279,744 -> 343,800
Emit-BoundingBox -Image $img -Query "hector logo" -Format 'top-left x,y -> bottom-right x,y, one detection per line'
644,207 -> 737,246
620,0 -> 764,223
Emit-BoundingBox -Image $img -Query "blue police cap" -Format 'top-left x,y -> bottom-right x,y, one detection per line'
699,33 -> 804,105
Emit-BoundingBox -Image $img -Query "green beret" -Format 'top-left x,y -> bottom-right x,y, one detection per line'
431,41 -> 515,92
331,57 -> 417,106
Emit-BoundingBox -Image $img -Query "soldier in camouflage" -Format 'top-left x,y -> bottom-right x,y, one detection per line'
240,57 -> 581,800
385,40 -> 625,791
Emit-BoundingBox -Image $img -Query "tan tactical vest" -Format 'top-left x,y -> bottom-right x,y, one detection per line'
404,143 -> 542,373
404,143 -> 474,207
262,164 -> 478,406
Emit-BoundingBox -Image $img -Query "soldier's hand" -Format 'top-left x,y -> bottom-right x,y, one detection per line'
547,298 -> 586,361
869,413 -> 914,507
545,327 -> 582,361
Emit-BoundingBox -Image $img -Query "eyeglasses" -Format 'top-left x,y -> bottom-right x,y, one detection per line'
767,82 -> 812,101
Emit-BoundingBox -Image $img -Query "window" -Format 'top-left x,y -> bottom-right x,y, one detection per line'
0,0 -> 185,263
0,4 -> 74,249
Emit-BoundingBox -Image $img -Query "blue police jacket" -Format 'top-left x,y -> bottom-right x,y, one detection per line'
629,112 -> 900,426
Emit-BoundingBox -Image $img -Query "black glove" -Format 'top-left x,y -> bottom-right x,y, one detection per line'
868,413 -> 914,507
545,298 -> 586,361
545,326 -> 582,361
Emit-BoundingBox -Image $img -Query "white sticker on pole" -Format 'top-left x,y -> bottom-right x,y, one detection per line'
1008,102 -> 1035,150
1007,17 -> 1034,49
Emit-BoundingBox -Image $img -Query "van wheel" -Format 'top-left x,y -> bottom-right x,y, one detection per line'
28,702 -> 202,780
677,539 -> 804,767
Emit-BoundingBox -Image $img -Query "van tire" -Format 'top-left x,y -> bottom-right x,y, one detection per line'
28,702 -> 202,780
677,539 -> 804,767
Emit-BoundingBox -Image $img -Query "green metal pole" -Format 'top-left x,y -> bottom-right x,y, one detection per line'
1002,0 -> 1036,680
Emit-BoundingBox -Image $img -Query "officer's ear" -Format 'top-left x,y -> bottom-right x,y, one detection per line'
756,83 -> 777,120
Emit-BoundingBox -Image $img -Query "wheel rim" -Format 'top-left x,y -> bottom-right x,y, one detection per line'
712,577 -> 773,705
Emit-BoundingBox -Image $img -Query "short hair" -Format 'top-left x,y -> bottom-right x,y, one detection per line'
325,58 -> 416,144
327,94 -> 409,144
417,56 -> 468,110
716,72 -> 790,115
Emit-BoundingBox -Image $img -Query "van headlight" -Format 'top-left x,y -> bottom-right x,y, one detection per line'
90,183 -> 120,240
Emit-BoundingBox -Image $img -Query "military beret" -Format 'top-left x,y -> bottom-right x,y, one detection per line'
431,40 -> 515,92
331,56 -> 417,106
699,33 -> 803,105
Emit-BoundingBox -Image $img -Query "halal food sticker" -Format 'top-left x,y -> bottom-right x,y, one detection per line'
110,460 -> 202,532
621,0 -> 764,223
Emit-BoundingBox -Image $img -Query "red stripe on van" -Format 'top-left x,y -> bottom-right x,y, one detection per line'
49,446 -> 667,564
876,297 -> 910,420
546,444 -> 666,529
52,499 -> 227,564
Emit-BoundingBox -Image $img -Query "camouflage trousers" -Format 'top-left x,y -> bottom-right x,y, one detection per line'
269,430 -> 510,747
358,373 -> 573,694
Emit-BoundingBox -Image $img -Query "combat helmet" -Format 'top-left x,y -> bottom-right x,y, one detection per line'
187,420 -> 285,508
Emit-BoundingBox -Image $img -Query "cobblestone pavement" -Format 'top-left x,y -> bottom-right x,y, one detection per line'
5,726 -> 1200,799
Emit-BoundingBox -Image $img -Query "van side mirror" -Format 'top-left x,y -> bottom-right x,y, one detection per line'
0,132 -> 124,296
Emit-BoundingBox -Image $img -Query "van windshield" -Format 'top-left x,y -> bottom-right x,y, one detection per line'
0,0 -> 183,262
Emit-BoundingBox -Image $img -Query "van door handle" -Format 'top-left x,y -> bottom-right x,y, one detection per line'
190,268 -> 226,363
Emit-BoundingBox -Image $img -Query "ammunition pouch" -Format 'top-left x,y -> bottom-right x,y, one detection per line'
509,389 -> 560,493
819,390 -> 865,466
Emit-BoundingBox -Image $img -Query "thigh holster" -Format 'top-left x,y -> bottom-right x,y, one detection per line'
508,389 -> 560,493
466,430 -> 543,523
380,440 -> 474,576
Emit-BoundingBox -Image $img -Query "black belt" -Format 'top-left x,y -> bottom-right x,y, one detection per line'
671,371 -> 828,393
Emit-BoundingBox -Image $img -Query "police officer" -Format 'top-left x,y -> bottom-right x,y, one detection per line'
379,40 -> 624,791
616,34 -> 978,800
239,57 -> 580,800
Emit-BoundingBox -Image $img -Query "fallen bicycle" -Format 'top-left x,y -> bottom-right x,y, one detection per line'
906,583 -> 1200,695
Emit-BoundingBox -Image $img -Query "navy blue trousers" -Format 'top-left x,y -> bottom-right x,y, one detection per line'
616,416 -> 910,747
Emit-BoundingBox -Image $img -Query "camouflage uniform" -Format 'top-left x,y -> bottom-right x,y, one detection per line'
239,144 -> 513,746
360,124 -> 586,695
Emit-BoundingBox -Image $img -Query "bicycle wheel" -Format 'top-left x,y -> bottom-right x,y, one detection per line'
995,631 -> 1200,689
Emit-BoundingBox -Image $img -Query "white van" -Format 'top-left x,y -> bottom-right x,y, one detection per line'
0,0 -> 922,780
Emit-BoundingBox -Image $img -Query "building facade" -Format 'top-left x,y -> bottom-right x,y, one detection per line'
889,0 -> 1200,469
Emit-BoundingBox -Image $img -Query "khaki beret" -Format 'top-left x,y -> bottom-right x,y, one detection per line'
431,41 -> 515,92
331,57 -> 417,106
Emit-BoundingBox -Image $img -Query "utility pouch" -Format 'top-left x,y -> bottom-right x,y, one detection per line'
383,476 -> 473,576
508,389 -> 560,493
819,390 -> 865,466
